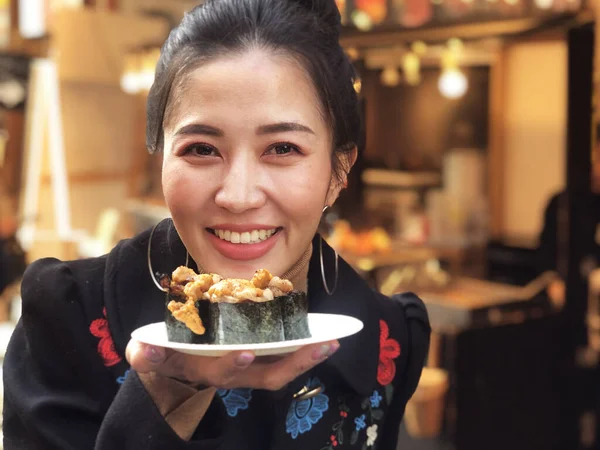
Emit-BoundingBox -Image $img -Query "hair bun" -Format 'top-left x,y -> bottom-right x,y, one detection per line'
291,0 -> 341,33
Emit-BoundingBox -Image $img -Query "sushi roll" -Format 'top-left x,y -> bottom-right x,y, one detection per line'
205,269 -> 284,344
279,290 -> 310,341
165,267 -> 310,344
265,275 -> 311,341
165,267 -> 221,344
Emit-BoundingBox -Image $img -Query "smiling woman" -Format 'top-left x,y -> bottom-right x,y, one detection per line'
2,1 -> 430,449
162,50 -> 336,276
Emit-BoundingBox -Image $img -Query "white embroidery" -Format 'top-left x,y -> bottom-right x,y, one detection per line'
366,424 -> 378,446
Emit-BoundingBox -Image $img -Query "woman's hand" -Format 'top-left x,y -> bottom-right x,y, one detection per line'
125,339 -> 339,390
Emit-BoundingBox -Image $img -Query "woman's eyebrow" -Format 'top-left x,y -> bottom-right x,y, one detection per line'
174,123 -> 224,137
257,122 -> 315,135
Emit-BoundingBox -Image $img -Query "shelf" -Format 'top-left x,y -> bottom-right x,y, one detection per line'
361,168 -> 441,188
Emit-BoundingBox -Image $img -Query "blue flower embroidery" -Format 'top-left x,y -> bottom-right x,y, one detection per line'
370,390 -> 382,408
286,378 -> 329,439
354,414 -> 366,431
116,369 -> 130,385
217,388 -> 253,417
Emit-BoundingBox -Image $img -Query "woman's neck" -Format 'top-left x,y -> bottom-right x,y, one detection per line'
282,245 -> 312,293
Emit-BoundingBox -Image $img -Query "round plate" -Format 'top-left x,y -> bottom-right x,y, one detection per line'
131,313 -> 364,357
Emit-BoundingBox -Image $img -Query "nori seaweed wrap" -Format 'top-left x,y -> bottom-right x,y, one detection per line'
209,300 -> 284,344
165,294 -> 214,344
164,267 -> 310,345
278,290 -> 310,340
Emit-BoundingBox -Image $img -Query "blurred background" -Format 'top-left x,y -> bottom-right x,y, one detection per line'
0,0 -> 599,449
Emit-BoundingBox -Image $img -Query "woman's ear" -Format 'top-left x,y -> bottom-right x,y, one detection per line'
325,147 -> 358,206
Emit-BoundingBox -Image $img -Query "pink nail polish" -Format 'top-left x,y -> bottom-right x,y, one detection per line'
313,343 -> 338,361
235,353 -> 255,367
144,345 -> 164,363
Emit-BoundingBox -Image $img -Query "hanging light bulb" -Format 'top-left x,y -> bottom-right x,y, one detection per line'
345,47 -> 360,61
120,53 -> 140,95
381,66 -> 401,87
403,52 -> 421,86
534,0 -> 553,8
138,49 -> 159,92
351,9 -> 373,31
411,41 -> 428,56
438,68 -> 468,99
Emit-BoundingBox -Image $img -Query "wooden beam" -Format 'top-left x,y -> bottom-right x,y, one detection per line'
41,171 -> 129,184
340,13 -> 581,48
487,45 -> 507,239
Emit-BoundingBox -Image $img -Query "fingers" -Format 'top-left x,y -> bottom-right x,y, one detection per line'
125,339 -> 340,391
126,340 -> 258,387
199,351 -> 256,387
126,340 -> 169,374
245,340 -> 340,391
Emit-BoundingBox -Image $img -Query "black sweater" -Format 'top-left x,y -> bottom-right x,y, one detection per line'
3,221 -> 430,449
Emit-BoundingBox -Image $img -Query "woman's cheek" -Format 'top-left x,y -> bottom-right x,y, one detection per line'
162,167 -> 196,217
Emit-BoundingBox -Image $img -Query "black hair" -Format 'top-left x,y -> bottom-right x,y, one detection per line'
146,0 -> 360,183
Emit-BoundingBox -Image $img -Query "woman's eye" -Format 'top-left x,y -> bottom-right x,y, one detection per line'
268,143 -> 300,155
182,144 -> 219,156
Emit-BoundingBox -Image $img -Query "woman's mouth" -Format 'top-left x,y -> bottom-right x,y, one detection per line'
207,227 -> 280,244
205,227 -> 282,261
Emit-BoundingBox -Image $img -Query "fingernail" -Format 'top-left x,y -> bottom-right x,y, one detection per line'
235,353 -> 255,367
144,345 -> 164,363
313,343 -> 339,361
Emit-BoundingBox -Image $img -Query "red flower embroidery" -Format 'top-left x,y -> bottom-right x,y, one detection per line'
377,320 -> 400,386
89,307 -> 122,367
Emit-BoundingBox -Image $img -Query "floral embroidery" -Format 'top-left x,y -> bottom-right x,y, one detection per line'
217,388 -> 253,417
116,369 -> 130,385
320,321 -> 401,449
377,320 -> 400,386
366,424 -> 378,446
320,396 -> 349,450
370,391 -> 382,408
321,391 -> 386,449
354,414 -> 366,431
286,377 -> 329,439
89,307 -> 122,367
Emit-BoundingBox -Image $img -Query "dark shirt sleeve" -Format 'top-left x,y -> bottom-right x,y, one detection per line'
2,258 -> 224,450
379,293 -> 431,450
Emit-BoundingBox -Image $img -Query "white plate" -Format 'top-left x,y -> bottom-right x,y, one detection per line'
131,313 -> 364,357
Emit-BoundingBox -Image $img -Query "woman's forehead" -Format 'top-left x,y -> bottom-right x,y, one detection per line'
164,50 -> 328,133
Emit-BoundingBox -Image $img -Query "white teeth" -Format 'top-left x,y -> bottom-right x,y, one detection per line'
213,228 -> 278,244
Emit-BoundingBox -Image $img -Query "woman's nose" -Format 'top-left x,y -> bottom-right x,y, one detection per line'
214,155 -> 267,213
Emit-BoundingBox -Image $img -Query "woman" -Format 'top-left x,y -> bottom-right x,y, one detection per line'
3,0 -> 430,448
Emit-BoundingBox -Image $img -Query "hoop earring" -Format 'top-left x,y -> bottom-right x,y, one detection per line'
322,205 -> 329,214
148,221 -> 189,293
319,234 -> 338,295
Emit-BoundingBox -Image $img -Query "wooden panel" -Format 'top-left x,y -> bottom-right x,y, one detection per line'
57,82 -> 137,174
37,180 -> 127,233
501,40 -> 567,239
51,8 -> 169,85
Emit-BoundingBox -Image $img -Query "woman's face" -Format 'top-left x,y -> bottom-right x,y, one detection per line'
162,50 -> 346,279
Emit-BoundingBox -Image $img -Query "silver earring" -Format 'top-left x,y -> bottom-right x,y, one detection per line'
148,220 -> 189,293
319,234 -> 338,295
322,205 -> 329,214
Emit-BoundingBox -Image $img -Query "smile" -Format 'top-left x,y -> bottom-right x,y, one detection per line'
207,227 -> 281,244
